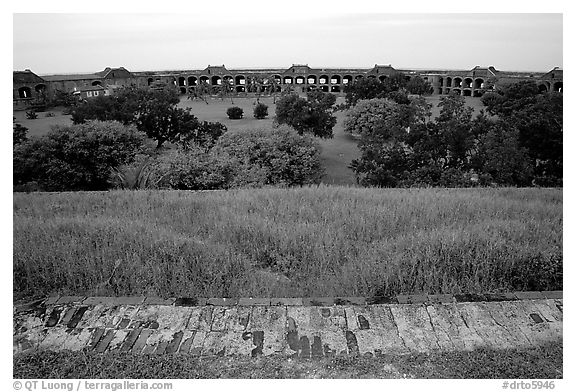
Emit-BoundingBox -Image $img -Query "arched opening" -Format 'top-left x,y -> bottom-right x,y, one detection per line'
235,75 -> 246,85
355,75 -> 364,81
453,77 -> 462,88
331,85 -> 341,93
538,83 -> 549,93
553,82 -> 562,92
236,86 -> 245,93
200,76 -> 210,84
295,76 -> 305,84
404,75 -> 411,81
331,75 -> 341,84
379,75 -> 388,83
307,85 -> 318,92
452,88 -> 461,95
463,78 -> 473,88
473,90 -> 483,97
188,76 -> 198,86
35,84 -> 46,93
319,75 -> 329,84
438,77 -> 443,87
92,80 -> 102,86
18,86 -> 32,98
211,76 -> 222,86
147,78 -> 154,86
283,76 -> 293,84
223,75 -> 234,84
179,87 -> 187,94
474,78 -> 484,89
444,88 -> 451,95
343,75 -> 353,84
320,86 -> 329,92
178,77 -> 186,86
463,89 -> 472,96
307,75 -> 317,84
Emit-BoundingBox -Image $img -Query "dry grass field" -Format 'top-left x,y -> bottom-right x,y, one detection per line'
13,186 -> 562,300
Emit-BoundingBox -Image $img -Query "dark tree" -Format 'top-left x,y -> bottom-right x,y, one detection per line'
482,81 -> 562,183
13,121 -> 144,191
254,103 -> 269,119
343,78 -> 388,107
274,92 -> 337,138
226,106 -> 244,119
405,76 -> 434,95
136,104 -> 200,149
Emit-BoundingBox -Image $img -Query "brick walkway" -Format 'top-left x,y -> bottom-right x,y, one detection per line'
13,292 -> 563,358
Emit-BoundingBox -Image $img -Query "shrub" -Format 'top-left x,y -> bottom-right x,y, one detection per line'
13,120 -> 28,146
25,110 -> 38,120
178,121 -> 227,151
254,103 -> 269,119
13,121 -> 144,191
150,148 -> 234,190
226,106 -> 244,119
213,124 -> 324,187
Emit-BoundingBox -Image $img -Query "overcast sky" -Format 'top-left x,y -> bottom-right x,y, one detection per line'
13,13 -> 562,75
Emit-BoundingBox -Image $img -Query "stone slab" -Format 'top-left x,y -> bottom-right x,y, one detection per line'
396,294 -> 429,304
83,296 -> 145,306
134,305 -> 193,330
541,291 -> 563,300
13,296 -> 563,357
426,303 -> 485,351
270,298 -> 303,306
238,298 -> 271,306
514,291 -> 544,300
206,298 -> 239,306
302,297 -> 336,306
143,297 -> 176,306
389,304 -> 440,353
334,297 -> 367,306
56,296 -> 86,305
427,294 -> 455,304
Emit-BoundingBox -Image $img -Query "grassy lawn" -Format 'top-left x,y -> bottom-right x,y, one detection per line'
13,187 -> 562,300
13,342 -> 562,379
13,106 -> 73,138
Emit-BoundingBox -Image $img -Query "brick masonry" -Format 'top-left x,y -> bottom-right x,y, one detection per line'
13,292 -> 562,358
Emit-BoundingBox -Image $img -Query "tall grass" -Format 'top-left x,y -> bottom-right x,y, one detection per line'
13,186 -> 562,300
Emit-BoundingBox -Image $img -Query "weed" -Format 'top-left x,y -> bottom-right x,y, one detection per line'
13,187 -> 562,299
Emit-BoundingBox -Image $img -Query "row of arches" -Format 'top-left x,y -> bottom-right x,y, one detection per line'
440,77 -> 485,89
538,81 -> 563,93
168,73 -> 393,88
17,84 -> 47,99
